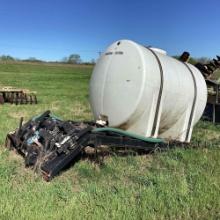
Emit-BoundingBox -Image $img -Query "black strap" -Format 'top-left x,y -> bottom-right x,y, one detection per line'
146,48 -> 164,136
182,63 -> 197,141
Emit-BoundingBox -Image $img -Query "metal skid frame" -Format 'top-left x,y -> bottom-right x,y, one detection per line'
6,111 -> 167,181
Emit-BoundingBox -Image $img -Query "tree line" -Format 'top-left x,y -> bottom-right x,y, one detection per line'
0,53 -> 211,65
0,54 -> 96,65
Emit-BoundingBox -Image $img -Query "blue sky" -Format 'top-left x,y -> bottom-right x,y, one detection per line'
0,0 -> 219,61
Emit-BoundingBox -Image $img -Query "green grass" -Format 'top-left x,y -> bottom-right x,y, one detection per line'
0,62 -> 219,220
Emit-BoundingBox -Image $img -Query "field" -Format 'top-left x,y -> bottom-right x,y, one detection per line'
0,62 -> 219,220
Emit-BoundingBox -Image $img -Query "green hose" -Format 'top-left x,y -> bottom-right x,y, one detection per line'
92,127 -> 164,143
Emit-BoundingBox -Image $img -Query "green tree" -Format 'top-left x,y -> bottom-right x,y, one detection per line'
67,54 -> 81,64
0,55 -> 15,61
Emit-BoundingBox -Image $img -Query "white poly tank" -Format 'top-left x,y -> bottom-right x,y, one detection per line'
89,40 -> 207,142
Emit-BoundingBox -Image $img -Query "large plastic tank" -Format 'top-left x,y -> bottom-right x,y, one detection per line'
89,40 -> 207,142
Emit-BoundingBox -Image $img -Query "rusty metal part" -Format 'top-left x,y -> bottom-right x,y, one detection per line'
0,86 -> 37,105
